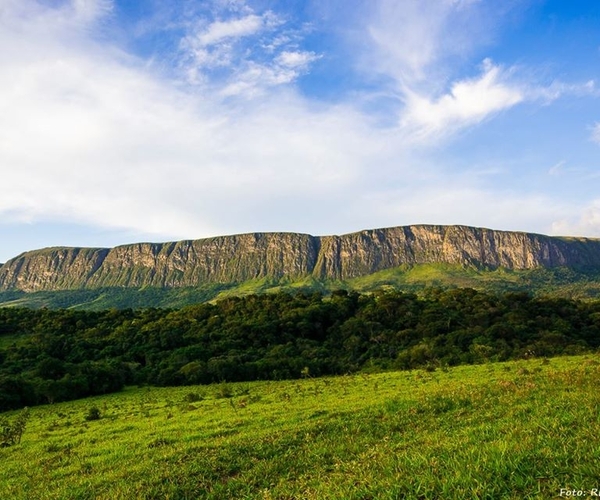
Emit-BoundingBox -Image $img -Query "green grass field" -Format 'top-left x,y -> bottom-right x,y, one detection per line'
2,355 -> 599,499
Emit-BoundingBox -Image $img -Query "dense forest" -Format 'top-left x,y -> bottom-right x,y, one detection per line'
1,288 -> 599,411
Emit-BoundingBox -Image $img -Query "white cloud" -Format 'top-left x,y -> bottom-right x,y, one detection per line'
0,1 -> 375,242
552,201 -> 600,237
218,51 -> 321,97
360,0 -> 596,149
182,11 -> 283,69
349,1 -> 531,143
526,79 -> 599,104
196,14 -> 266,46
1,0 -> 598,263
367,0 -> 449,83
361,0 -> 595,147
366,0 -> 496,86
0,0 -> 113,38
400,60 -> 523,142
363,180 -> 571,238
179,6 -> 319,95
181,14 -> 275,71
276,50 -> 320,69
219,64 -> 296,96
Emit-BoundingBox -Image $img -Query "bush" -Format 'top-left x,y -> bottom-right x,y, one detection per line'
214,382 -> 233,399
85,406 -> 101,421
184,392 -> 203,403
0,407 -> 30,447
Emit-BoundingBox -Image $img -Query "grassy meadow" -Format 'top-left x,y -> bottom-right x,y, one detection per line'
1,355 -> 599,499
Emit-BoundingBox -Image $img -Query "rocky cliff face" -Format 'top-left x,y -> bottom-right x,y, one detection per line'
2,225 -> 600,292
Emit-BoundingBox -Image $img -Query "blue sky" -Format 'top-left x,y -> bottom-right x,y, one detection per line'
1,0 -> 600,262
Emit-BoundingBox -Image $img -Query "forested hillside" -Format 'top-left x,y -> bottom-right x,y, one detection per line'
1,289 -> 599,411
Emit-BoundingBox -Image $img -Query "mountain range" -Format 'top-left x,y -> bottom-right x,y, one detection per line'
2,224 -> 600,308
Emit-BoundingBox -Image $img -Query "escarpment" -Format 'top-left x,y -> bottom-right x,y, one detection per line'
1,225 -> 600,292
312,226 -> 600,278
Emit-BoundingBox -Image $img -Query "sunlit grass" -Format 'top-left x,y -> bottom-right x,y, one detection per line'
2,355 -> 599,499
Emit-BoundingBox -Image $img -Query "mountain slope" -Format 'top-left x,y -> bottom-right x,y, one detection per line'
2,224 -> 600,308
2,225 -> 600,293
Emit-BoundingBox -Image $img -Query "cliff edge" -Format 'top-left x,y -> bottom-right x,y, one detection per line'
2,225 -> 600,292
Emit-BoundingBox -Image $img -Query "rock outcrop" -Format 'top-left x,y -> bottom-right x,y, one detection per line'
1,225 -> 600,292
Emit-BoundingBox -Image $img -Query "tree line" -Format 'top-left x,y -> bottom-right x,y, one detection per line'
1,288 -> 599,411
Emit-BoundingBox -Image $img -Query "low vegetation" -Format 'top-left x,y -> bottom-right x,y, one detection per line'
1,406 -> 29,447
0,355 -> 598,499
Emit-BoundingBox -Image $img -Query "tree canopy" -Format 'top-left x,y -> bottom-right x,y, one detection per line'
1,288 -> 599,411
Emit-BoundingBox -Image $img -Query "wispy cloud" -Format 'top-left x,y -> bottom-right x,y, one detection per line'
400,59 -> 523,142
196,14 -> 269,46
0,0 -> 114,40
552,201 -> 600,237
217,50 -> 320,97
366,0 -> 495,86
276,50 -> 320,69
0,0 -> 372,240
361,0 -> 595,145
179,3 -> 319,95
548,161 -> 567,176
182,12 -> 281,68
352,0 -> 529,142
365,180 -> 571,237
1,0 -> 600,262
526,79 -> 599,104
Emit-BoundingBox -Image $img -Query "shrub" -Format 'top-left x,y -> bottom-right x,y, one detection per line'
215,382 -> 233,399
85,406 -> 101,421
184,392 -> 203,403
0,407 -> 30,447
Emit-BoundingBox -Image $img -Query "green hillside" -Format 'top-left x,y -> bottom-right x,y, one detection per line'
347,263 -> 600,298
2,263 -> 600,309
2,355 -> 598,499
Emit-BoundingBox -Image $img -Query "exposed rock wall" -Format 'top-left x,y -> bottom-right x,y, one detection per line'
312,226 -> 600,278
2,225 -> 600,292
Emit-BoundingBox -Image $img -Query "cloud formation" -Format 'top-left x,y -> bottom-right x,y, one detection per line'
552,201 -> 600,237
0,0 -> 599,261
179,4 -> 318,96
366,0 -> 494,85
0,0 -> 375,242
401,60 -> 523,142
357,0 -> 528,142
